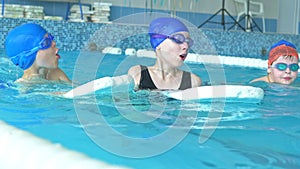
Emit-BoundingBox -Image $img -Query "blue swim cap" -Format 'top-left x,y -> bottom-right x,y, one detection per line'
5,23 -> 47,70
270,39 -> 297,50
149,17 -> 189,49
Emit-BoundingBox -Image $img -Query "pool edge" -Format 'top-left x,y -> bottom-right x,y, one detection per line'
0,120 -> 130,169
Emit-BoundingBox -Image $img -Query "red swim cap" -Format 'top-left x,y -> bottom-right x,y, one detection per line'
268,40 -> 299,66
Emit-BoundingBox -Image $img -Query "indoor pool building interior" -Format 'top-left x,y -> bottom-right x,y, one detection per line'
0,0 -> 300,169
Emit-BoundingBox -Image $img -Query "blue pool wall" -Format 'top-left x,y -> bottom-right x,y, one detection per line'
1,17 -> 300,59
1,1 -> 278,33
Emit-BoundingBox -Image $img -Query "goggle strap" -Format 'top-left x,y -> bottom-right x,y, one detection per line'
10,46 -> 40,60
151,33 -> 194,46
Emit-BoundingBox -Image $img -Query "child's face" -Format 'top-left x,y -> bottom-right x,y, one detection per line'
268,56 -> 299,85
35,34 -> 59,69
156,31 -> 190,68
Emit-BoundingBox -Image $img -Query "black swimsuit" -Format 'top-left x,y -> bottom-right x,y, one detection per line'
138,65 -> 192,90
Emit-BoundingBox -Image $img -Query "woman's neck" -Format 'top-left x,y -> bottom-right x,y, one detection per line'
152,62 -> 180,80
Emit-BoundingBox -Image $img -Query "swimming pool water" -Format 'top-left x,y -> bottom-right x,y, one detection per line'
0,51 -> 300,169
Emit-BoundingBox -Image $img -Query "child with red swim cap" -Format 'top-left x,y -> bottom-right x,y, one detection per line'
250,40 -> 299,85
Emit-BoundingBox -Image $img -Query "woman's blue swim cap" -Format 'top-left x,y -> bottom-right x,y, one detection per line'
5,23 -> 47,70
148,17 -> 189,49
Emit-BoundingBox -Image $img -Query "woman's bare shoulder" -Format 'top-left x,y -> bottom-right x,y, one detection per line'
128,65 -> 142,77
250,76 -> 268,83
190,73 -> 202,87
47,68 -> 71,83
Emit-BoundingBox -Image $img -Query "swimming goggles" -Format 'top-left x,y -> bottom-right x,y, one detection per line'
152,33 -> 194,47
271,63 -> 299,72
10,33 -> 54,59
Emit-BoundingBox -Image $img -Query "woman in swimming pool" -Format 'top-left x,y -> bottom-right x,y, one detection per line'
5,23 -> 71,83
250,40 -> 299,85
128,17 -> 202,90
62,17 -> 202,98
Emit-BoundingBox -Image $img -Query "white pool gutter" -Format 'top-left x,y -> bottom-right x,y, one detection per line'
0,120 -> 130,169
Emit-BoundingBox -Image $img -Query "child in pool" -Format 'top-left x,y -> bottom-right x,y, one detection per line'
5,23 -> 71,83
62,17 -> 202,98
128,17 -> 202,90
250,40 -> 299,85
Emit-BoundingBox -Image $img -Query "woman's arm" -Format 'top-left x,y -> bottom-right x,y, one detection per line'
128,65 -> 141,88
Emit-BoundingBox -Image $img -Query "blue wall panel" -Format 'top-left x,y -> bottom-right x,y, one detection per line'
1,1 -> 275,33
1,17 -> 299,59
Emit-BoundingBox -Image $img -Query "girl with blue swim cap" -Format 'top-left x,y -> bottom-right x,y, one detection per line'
61,17 -> 202,98
128,17 -> 202,90
5,23 -> 71,83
